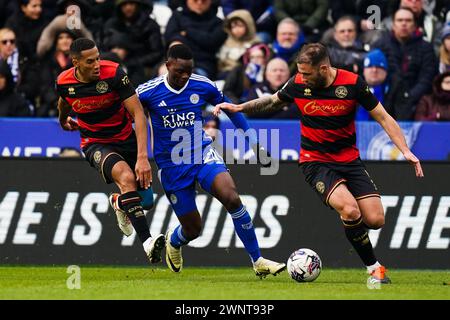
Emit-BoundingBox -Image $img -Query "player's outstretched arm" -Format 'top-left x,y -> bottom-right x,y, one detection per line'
123,94 -> 152,189
370,103 -> 424,177
57,97 -> 79,131
213,93 -> 288,116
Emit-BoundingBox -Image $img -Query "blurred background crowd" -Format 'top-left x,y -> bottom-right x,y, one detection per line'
0,0 -> 449,122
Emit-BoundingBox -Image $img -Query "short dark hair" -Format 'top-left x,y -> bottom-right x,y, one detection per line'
335,15 -> 357,30
70,38 -> 96,58
167,44 -> 193,60
394,7 -> 417,26
297,43 -> 330,66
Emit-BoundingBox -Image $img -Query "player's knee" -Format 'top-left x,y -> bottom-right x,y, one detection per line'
366,215 -> 385,230
339,203 -> 361,221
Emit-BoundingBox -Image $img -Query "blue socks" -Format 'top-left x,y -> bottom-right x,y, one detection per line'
230,205 -> 261,262
169,205 -> 262,263
170,225 -> 189,248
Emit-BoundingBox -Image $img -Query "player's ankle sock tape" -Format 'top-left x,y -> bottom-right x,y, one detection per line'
119,191 -> 151,243
138,188 -> 154,210
342,217 -> 377,266
170,225 -> 190,248
230,205 -> 261,262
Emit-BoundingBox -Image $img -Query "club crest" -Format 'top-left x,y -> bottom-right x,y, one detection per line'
335,86 -> 348,98
96,81 -> 109,94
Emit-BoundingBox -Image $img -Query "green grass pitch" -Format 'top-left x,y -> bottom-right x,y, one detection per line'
0,266 -> 449,300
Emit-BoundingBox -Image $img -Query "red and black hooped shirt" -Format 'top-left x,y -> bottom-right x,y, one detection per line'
277,69 -> 379,163
56,60 -> 136,149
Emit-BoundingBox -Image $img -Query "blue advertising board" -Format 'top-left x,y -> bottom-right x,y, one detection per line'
1,118 -> 449,161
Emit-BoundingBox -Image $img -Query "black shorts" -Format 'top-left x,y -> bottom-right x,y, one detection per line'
83,132 -> 138,184
300,158 -> 380,207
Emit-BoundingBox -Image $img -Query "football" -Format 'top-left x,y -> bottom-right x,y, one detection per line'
287,248 -> 322,282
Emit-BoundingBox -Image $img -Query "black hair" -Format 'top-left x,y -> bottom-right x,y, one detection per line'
56,29 -> 77,41
70,37 -> 96,58
297,43 -> 330,66
335,15 -> 357,30
394,6 -> 418,26
167,44 -> 193,60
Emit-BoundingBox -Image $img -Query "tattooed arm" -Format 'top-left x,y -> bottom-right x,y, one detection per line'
213,93 -> 289,116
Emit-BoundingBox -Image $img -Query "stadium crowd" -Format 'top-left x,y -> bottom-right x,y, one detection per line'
0,0 -> 449,121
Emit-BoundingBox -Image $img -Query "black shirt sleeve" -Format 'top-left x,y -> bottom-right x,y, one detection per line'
277,76 -> 296,103
55,80 -> 66,99
113,66 -> 136,101
355,76 -> 379,111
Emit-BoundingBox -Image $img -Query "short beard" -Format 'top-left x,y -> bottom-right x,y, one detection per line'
310,75 -> 327,89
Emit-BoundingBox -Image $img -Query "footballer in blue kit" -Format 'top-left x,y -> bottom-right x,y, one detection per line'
136,44 -> 286,277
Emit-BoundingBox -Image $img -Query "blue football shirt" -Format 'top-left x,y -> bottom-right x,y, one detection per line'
137,74 -> 226,168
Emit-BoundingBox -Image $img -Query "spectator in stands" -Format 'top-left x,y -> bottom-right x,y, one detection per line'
375,7 -> 438,120
38,29 -> 76,117
104,0 -> 163,77
439,23 -> 450,73
5,0 -> 47,61
274,0 -> 329,42
387,0 -> 450,22
105,31 -> 147,86
57,0 -> 111,43
272,18 -> 304,75
218,9 -> 260,77
0,28 -> 39,105
330,0 -> 389,31
415,71 -> 450,121
223,42 -> 271,103
323,1 -> 388,46
0,1 -> 17,28
85,0 -> 116,46
0,61 -> 31,117
36,0 -> 93,58
221,0 -> 276,43
165,0 -> 227,79
0,29 -> 20,84
383,0 -> 444,47
168,0 -> 220,12
327,16 -> 369,73
246,57 -> 299,119
357,49 -> 390,120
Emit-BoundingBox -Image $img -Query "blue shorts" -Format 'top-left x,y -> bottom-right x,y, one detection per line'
158,154 -> 228,217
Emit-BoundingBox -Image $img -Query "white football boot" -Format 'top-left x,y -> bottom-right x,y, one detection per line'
109,193 -> 133,237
